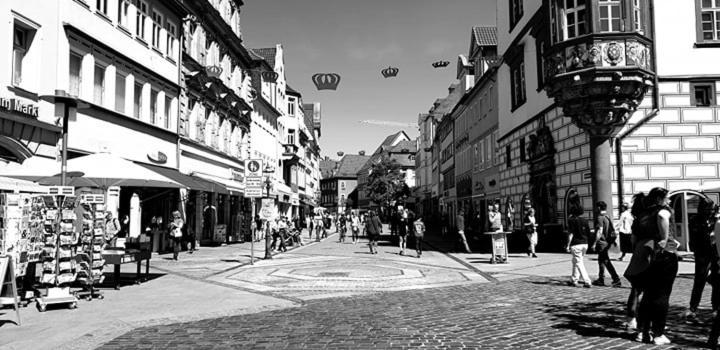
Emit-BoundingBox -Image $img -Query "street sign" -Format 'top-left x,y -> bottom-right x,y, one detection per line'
47,186 -> 74,196
245,159 -> 264,198
245,159 -> 263,178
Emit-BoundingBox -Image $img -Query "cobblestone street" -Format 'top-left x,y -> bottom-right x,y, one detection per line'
96,229 -> 713,350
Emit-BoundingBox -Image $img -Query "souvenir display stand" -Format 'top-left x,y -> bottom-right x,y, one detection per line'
0,256 -> 21,325
73,194 -> 105,301
485,231 -> 510,264
0,193 -> 45,307
37,187 -> 78,312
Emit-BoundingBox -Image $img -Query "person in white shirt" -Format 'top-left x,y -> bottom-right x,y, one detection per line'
617,202 -> 634,261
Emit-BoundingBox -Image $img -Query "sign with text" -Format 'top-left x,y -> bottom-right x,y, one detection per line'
244,159 -> 263,198
259,198 -> 274,220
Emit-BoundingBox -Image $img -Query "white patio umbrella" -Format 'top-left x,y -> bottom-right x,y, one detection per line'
0,176 -> 46,193
35,152 -> 183,189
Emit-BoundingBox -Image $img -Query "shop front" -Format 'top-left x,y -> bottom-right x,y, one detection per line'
0,94 -> 60,168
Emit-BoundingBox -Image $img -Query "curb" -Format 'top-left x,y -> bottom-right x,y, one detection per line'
422,238 -> 499,283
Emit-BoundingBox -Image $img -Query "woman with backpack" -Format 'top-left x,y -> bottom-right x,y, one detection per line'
624,187 -> 678,345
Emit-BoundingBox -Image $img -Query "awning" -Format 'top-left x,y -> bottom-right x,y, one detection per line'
0,176 -> 46,193
194,173 -> 244,195
138,163 -> 228,194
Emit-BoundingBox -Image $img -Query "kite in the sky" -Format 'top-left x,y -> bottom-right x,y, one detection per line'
381,66 -> 399,78
312,73 -> 341,90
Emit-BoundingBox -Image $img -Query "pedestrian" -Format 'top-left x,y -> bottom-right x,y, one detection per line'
708,219 -> 720,349
523,208 -> 538,258
323,213 -> 331,239
441,210 -> 449,237
617,202 -> 633,261
565,203 -> 592,288
684,199 -> 718,322
314,212 -> 324,241
365,210 -> 382,254
264,219 -> 273,259
254,215 -> 263,243
104,211 -> 121,247
413,216 -> 425,258
351,212 -> 361,244
623,194 -> 645,331
488,202 -> 503,232
275,217 -> 288,252
398,209 -> 409,255
455,209 -> 471,253
592,201 -> 622,287
168,211 -> 184,261
307,214 -> 314,239
625,187 -> 678,345
338,213 -> 347,243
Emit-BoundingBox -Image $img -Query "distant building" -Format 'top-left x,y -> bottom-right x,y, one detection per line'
319,154 -> 370,213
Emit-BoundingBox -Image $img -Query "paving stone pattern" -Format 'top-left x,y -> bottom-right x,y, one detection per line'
100,275 -> 713,349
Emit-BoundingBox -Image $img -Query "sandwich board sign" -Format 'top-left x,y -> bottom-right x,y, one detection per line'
0,256 -> 20,325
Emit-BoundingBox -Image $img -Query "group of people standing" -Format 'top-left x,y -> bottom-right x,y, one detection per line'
565,187 -> 720,347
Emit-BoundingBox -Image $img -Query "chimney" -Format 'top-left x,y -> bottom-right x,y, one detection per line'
359,150 -> 366,156
324,156 -> 329,161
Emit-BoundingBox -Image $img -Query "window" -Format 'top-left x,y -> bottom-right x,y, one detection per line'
599,0 -> 622,32
165,21 -> 176,57
559,0 -> 587,40
152,11 -> 163,49
135,0 -> 148,40
96,0 -> 108,16
520,137 -> 526,161
133,82 -> 143,119
691,82 -> 716,106
287,131 -> 295,145
633,0 -> 643,33
536,38 -> 546,88
69,53 -> 83,97
164,96 -> 172,129
118,0 -> 130,28
510,54 -> 526,109
288,101 -> 295,116
506,145 -> 512,168
12,26 -> 31,86
509,0 -> 523,29
94,64 -> 106,105
115,72 -> 126,113
150,89 -> 158,124
700,0 -> 720,41
340,181 -> 346,190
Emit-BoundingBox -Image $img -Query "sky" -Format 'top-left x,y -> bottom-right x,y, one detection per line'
242,0 -> 496,159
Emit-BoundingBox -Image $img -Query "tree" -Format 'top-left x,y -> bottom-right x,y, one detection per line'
366,157 -> 407,211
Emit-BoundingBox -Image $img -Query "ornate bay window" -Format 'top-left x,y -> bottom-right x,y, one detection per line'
542,0 -> 655,221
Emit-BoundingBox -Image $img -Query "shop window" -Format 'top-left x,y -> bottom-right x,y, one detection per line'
69,52 -> 82,97
599,0 -> 622,32
12,24 -> 36,87
165,20 -> 177,58
151,11 -> 163,50
135,0 -> 148,40
509,0 -> 523,30
115,72 -> 126,113
118,0 -> 130,28
698,0 -> 720,42
96,0 -> 108,16
133,82 -> 143,119
691,82 -> 716,106
510,54 -> 526,110
94,64 -> 106,105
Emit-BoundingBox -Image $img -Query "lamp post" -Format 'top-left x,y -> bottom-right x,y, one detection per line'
262,176 -> 273,260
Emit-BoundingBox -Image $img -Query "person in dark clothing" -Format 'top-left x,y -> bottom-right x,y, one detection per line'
566,203 -> 592,288
365,210 -> 382,254
593,201 -> 622,287
684,199 -> 718,321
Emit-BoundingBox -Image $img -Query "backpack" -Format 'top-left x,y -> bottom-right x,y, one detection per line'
603,215 -> 617,244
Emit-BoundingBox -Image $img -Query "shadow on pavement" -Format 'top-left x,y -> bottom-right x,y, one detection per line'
97,272 -> 166,289
542,296 -> 711,349
0,317 -> 19,328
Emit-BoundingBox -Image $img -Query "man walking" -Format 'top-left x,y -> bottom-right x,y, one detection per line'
593,201 -> 622,287
455,209 -> 471,253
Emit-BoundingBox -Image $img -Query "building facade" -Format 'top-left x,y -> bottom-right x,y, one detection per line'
319,154 -> 370,213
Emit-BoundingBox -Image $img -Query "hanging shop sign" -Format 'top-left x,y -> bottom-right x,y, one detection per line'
0,97 -> 39,118
146,151 -> 168,164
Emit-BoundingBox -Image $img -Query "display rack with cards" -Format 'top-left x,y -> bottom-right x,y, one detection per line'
74,194 -> 105,301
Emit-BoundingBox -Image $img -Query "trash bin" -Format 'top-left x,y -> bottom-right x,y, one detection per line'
484,231 -> 510,264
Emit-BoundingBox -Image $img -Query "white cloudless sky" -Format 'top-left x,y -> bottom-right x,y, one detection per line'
242,0 -> 496,158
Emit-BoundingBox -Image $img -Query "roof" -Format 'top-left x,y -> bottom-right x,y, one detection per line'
387,140 -> 417,154
320,159 -> 339,179
373,131 -> 410,156
286,84 -> 301,97
334,155 -> 371,178
472,26 -> 497,47
429,83 -> 462,118
251,47 -> 277,68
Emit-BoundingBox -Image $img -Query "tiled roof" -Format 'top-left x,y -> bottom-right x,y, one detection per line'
286,84 -> 300,95
387,140 -> 417,153
250,47 -> 277,68
472,26 -> 497,47
334,155 -> 371,178
320,159 -> 339,179
430,83 -> 462,117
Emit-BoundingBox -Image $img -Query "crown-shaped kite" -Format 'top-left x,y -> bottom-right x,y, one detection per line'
312,73 -> 341,90
381,66 -> 399,78
432,60 -> 450,68
261,71 -> 279,83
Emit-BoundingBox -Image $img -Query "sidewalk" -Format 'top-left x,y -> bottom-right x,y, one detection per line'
0,229 -> 335,350
420,228 -> 695,283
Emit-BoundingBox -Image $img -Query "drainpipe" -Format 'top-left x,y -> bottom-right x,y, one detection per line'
615,0 -> 660,206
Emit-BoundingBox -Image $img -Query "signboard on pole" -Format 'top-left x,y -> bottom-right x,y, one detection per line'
244,159 -> 263,198
260,198 -> 274,220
